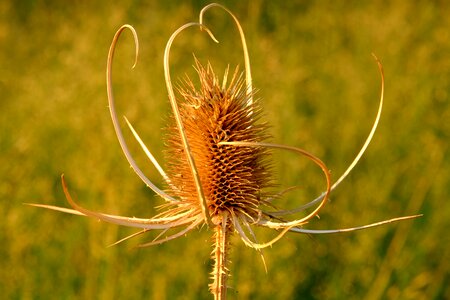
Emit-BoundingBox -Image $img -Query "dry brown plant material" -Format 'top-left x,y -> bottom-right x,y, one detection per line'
28,3 -> 421,299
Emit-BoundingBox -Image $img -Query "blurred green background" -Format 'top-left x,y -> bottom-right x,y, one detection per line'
1,1 -> 449,299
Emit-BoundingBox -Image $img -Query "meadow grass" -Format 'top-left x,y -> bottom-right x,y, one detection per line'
1,1 -> 449,299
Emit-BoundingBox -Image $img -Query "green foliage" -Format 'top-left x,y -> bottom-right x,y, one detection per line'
1,1 -> 448,299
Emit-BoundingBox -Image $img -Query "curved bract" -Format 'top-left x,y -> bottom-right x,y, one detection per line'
200,3 -> 254,106
163,22 -> 219,228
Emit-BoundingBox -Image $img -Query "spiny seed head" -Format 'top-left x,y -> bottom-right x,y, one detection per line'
28,7 -> 419,300
165,60 -> 272,223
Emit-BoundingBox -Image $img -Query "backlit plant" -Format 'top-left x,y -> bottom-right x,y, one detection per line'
30,3 -> 420,299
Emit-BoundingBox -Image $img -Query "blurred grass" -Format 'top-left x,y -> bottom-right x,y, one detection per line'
1,0 -> 449,299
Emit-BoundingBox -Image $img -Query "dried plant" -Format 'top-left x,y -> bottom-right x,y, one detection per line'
29,3 -> 421,299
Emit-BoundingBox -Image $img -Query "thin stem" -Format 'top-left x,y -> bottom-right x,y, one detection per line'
210,212 -> 230,300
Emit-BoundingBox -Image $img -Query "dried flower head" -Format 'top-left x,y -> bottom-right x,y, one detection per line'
29,3 -> 421,299
167,61 -> 272,221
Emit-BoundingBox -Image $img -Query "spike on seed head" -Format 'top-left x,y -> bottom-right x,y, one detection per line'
165,59 -> 272,224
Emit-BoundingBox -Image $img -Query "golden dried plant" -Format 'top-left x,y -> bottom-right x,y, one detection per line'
29,3 -> 421,299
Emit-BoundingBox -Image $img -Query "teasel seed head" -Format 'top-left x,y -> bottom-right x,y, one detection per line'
166,60 -> 272,224
27,4 -> 423,300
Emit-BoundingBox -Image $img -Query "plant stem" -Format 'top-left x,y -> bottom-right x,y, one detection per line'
210,213 -> 230,300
